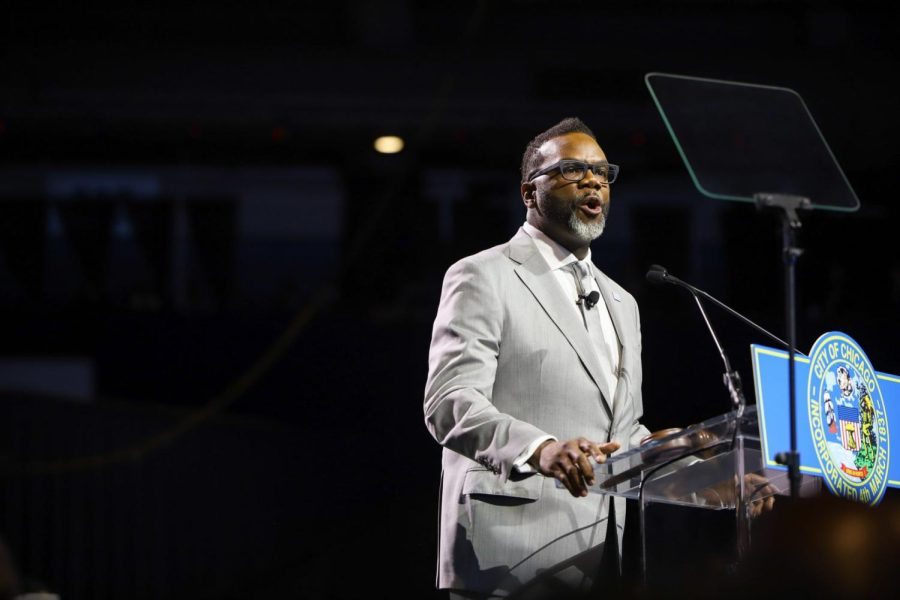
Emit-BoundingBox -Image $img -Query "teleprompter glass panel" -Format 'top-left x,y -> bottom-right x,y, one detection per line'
645,73 -> 859,211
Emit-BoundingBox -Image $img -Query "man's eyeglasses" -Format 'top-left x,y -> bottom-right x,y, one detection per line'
527,160 -> 620,185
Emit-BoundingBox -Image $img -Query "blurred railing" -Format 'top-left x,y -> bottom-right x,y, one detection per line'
0,392 -> 309,600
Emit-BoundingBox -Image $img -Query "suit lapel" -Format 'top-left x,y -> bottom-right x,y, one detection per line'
591,264 -> 630,417
507,230 -> 613,418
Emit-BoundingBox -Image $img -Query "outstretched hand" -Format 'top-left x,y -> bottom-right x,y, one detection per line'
529,438 -> 620,498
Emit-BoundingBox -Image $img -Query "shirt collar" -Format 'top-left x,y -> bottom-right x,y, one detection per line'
522,221 -> 592,272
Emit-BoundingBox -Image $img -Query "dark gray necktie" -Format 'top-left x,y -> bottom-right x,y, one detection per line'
570,261 -> 620,400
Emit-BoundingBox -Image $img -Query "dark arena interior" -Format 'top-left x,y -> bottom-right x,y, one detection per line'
1,2 -> 899,599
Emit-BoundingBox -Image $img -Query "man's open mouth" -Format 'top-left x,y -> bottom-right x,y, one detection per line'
579,196 -> 604,217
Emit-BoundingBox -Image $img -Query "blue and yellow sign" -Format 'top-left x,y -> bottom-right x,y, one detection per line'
752,332 -> 900,506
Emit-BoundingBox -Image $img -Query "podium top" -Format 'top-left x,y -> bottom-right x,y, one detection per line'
587,405 -> 821,508
645,72 -> 860,211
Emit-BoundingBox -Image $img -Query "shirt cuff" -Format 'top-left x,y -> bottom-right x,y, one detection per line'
512,435 -> 557,474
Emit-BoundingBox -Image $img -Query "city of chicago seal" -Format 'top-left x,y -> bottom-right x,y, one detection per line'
807,332 -> 890,505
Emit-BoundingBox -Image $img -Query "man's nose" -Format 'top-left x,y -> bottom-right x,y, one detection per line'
579,168 -> 605,189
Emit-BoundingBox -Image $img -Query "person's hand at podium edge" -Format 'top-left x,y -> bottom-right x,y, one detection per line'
639,427 -> 776,517
697,472 -> 777,518
744,473 -> 777,518
528,438 -> 621,497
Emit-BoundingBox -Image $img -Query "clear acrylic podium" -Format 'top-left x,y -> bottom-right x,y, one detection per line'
592,406 -> 820,579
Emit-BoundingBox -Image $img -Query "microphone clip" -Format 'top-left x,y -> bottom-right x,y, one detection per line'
578,291 -> 601,310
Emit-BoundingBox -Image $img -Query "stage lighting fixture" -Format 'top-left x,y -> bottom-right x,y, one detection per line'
374,135 -> 404,154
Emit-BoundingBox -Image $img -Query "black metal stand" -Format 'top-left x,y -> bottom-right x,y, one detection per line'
754,192 -> 811,499
687,292 -> 748,414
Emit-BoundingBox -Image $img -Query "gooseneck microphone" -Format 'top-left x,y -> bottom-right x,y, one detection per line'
646,264 -> 762,412
645,266 -> 671,287
645,265 -> 792,351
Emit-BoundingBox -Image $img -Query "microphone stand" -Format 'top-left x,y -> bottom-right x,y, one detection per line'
651,269 -> 792,353
688,292 -> 746,416
646,263 -> 793,558
646,265 -> 794,416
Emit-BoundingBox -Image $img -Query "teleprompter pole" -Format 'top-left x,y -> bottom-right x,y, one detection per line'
754,193 -> 811,500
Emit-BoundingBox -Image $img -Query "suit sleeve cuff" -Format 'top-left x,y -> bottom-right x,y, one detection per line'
511,435 -> 557,475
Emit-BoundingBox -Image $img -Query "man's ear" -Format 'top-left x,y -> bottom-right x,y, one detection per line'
521,182 -> 536,208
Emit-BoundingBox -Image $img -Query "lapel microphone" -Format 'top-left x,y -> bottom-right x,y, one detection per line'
572,263 -> 601,309
579,291 -> 601,309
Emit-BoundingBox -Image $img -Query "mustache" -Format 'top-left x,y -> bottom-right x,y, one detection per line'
579,192 -> 605,203
575,196 -> 610,218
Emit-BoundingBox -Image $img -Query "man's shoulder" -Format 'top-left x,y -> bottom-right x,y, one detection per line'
445,235 -> 520,275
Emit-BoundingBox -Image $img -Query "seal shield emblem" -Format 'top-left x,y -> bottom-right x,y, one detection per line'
807,332 -> 890,506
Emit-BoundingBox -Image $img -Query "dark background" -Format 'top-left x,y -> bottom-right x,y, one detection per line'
1,2 -> 898,598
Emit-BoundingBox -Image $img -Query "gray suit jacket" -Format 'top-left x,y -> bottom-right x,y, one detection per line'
424,228 -> 650,594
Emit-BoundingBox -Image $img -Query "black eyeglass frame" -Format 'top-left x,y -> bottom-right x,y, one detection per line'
526,160 -> 620,184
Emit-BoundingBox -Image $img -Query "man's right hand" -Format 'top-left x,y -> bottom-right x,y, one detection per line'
528,438 -> 620,498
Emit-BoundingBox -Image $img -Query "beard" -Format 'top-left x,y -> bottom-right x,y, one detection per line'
538,190 -> 608,243
568,208 -> 606,242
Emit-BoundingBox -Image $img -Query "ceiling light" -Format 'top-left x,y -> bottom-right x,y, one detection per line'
374,135 -> 404,154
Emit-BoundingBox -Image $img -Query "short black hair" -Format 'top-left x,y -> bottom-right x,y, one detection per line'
520,117 -> 597,183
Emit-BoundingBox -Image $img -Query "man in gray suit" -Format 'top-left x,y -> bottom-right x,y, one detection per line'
424,117 -> 651,598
